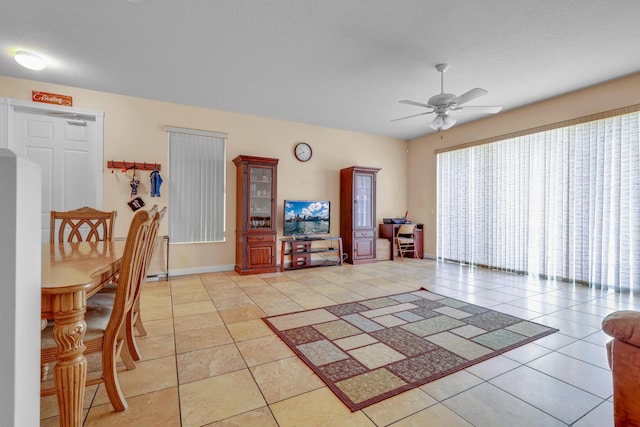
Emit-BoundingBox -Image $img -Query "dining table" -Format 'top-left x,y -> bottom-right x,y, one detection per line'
41,240 -> 125,427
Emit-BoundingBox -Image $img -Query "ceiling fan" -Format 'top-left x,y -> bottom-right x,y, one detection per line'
393,64 -> 502,130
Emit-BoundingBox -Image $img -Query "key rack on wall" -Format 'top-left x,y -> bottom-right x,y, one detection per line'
107,160 -> 161,171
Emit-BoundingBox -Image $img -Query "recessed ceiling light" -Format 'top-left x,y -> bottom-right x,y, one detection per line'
15,51 -> 46,70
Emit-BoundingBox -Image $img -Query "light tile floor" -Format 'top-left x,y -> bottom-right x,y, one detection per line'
40,259 -> 639,426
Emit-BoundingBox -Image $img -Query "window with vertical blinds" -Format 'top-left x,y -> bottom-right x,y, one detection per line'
437,111 -> 640,292
167,127 -> 226,243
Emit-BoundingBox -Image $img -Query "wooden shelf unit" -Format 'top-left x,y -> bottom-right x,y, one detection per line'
280,237 -> 343,272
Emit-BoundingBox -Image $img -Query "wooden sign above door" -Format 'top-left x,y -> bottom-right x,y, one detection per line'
32,91 -> 72,107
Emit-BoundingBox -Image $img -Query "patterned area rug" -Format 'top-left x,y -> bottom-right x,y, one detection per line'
263,288 -> 558,411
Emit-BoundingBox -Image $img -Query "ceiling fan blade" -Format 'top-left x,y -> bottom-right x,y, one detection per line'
455,105 -> 503,114
399,100 -> 435,109
391,111 -> 432,122
450,88 -> 487,106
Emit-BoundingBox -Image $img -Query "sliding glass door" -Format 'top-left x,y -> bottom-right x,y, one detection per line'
438,111 -> 640,292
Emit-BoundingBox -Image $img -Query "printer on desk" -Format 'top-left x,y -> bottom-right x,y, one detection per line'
383,218 -> 408,224
384,210 -> 410,224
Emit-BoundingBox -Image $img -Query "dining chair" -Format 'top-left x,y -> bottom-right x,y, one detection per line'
41,207 -> 156,412
46,207 -> 118,331
128,206 -> 167,360
50,206 -> 117,243
90,205 -> 167,361
41,207 -> 120,379
395,223 -> 418,261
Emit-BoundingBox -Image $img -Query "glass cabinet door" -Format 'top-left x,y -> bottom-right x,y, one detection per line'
354,172 -> 373,228
248,165 -> 273,230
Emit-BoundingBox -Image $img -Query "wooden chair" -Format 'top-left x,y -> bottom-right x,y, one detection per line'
46,207 -> 118,331
41,207 -> 156,412
50,206 -> 117,243
128,206 -> 167,360
41,207 -> 119,378
395,223 -> 418,261
90,205 -> 167,361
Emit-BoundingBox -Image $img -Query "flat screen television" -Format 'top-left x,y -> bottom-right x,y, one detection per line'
283,200 -> 330,236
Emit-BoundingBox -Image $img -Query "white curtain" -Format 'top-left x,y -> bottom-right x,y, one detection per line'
438,112 -> 640,292
168,129 -> 226,243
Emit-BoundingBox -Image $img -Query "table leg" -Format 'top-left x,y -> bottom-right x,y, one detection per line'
390,238 -> 396,260
52,292 -> 88,427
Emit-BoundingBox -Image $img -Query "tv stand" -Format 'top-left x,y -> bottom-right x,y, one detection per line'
280,237 -> 343,272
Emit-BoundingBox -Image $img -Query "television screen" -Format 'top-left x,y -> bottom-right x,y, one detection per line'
284,200 -> 330,236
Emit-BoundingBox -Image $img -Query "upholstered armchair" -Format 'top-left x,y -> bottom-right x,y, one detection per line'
602,310 -> 640,426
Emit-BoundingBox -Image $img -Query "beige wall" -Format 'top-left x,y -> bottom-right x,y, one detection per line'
9,70 -> 638,270
0,76 -> 408,274
408,71 -> 640,257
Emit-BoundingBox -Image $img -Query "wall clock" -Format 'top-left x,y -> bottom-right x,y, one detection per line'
294,142 -> 312,162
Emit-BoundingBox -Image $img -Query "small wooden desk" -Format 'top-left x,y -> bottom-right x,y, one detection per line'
41,241 -> 125,427
378,223 -> 424,260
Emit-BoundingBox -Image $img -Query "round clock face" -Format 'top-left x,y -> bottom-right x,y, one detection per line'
294,142 -> 312,162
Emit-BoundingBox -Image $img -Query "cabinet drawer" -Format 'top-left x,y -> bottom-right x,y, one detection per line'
247,234 -> 275,243
353,230 -> 374,238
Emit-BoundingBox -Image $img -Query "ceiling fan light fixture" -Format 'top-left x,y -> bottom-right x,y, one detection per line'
442,115 -> 456,130
14,50 -> 46,70
430,114 -> 456,131
430,115 -> 443,130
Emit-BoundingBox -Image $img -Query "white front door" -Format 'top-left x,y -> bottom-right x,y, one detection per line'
3,99 -> 104,242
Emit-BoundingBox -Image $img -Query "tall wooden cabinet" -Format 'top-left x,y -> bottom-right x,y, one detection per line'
340,166 -> 380,264
233,155 -> 278,275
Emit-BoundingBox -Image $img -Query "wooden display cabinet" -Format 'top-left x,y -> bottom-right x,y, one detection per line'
233,155 -> 278,275
340,166 -> 380,264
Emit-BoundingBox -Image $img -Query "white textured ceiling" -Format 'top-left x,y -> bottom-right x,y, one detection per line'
2,1 -> 640,140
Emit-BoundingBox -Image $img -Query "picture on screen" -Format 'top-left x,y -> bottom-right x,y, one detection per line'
283,200 -> 330,236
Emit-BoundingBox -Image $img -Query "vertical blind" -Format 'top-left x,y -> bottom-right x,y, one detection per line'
437,111 -> 640,292
167,127 -> 226,243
